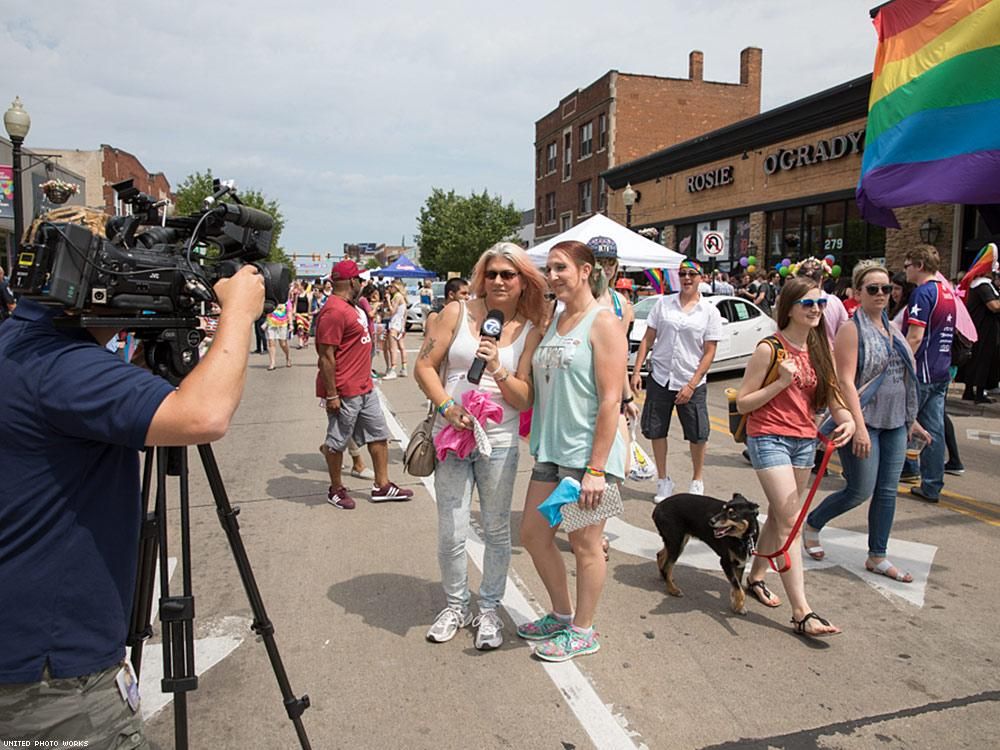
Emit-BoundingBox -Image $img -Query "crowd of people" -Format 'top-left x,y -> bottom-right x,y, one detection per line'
1,236 -> 996,742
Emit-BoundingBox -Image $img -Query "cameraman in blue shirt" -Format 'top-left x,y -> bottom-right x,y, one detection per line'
0,265 -> 263,747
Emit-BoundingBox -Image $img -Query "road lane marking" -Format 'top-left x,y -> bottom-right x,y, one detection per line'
966,429 -> 1000,446
377,390 -> 644,750
605,514 -> 937,608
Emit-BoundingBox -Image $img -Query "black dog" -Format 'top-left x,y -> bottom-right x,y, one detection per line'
652,493 -> 760,614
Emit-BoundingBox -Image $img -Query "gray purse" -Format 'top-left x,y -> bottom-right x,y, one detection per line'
403,302 -> 464,477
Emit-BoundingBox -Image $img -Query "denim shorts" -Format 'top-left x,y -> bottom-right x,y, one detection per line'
746,435 -> 817,470
530,461 -> 586,484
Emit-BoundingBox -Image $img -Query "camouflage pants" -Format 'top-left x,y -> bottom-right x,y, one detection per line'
0,663 -> 146,749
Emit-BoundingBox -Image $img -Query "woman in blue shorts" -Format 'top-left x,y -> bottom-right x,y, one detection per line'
736,275 -> 854,637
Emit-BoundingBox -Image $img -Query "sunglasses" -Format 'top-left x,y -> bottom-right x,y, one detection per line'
677,270 -> 700,278
864,284 -> 894,296
485,270 -> 519,280
793,298 -> 829,309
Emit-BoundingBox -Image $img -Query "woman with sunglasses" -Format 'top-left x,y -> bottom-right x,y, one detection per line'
736,275 -> 854,637
631,259 -> 722,500
803,262 -> 927,583
415,243 -> 547,651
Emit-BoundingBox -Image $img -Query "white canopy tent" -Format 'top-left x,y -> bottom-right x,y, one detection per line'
525,214 -> 686,270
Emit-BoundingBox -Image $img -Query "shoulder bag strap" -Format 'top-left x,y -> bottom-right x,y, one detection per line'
424,300 -> 466,421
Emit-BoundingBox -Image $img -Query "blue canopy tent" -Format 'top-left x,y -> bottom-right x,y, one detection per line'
372,254 -> 437,279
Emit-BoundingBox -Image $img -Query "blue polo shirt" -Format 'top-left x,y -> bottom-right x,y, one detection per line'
0,300 -> 175,682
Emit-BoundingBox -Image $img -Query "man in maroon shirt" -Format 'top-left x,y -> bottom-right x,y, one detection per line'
316,261 -> 413,508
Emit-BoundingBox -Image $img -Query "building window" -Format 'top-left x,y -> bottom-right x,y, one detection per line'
563,132 -> 572,180
536,148 -> 542,179
579,122 -> 593,159
598,113 -> 608,151
579,180 -> 592,215
537,196 -> 543,226
545,192 -> 556,224
560,212 -> 573,231
546,142 -> 557,174
598,177 -> 607,213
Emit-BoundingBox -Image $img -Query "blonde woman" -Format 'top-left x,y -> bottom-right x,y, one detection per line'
384,280 -> 409,379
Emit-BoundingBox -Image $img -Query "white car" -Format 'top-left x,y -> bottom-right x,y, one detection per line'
628,294 -> 778,376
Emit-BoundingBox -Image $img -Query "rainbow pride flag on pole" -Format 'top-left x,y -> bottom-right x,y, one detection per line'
856,0 -> 1000,228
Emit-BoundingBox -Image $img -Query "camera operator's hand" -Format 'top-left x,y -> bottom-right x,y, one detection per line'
215,265 -> 265,321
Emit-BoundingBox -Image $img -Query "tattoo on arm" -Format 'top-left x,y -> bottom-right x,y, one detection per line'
418,337 -> 436,360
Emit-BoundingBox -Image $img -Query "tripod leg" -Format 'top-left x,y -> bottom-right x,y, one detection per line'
157,447 -> 198,750
197,443 -> 312,750
128,450 -> 159,677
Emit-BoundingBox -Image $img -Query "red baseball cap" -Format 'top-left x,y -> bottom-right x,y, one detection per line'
330,260 -> 362,280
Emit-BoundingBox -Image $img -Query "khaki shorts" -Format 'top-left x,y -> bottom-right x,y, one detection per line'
0,662 -> 147,748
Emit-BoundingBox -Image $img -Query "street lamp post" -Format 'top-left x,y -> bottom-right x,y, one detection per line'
4,97 -> 31,274
622,182 -> 637,229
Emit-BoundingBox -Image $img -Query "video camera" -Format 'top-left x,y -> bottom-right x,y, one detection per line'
11,178 -> 290,316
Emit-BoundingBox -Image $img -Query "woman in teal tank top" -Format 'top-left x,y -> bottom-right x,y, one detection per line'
517,240 -> 628,663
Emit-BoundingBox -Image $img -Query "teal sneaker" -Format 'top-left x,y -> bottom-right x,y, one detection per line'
516,613 -> 569,641
533,628 -> 600,662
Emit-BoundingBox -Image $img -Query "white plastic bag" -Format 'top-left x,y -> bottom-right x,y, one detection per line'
627,423 -> 655,481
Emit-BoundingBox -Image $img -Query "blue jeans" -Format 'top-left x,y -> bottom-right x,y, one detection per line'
434,446 -> 519,611
901,380 -> 948,498
808,425 -> 907,556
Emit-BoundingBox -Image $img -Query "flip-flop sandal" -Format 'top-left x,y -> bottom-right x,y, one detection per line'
267,365 -> 276,371
802,528 -> 825,560
791,611 -> 841,638
746,579 -> 781,608
865,559 -> 913,583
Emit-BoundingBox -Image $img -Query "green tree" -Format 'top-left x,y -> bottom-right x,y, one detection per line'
364,257 -> 381,270
172,169 -> 291,270
415,188 -> 521,276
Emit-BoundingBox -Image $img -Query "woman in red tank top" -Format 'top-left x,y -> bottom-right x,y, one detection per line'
735,276 -> 855,637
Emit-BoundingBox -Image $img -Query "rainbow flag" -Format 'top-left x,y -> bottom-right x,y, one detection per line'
645,268 -> 675,293
957,242 -> 998,296
856,0 -> 1000,228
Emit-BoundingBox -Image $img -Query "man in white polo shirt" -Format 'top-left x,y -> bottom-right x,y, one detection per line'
630,259 -> 723,501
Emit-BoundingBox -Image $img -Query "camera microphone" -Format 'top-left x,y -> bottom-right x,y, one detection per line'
467,309 -> 505,385
213,203 -> 274,232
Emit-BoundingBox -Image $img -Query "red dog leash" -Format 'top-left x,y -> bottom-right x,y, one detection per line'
753,435 -> 836,574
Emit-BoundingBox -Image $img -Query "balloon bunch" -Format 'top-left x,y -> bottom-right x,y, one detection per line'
738,255 -> 759,274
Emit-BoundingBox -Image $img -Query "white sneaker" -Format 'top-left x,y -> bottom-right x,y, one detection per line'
472,608 -> 504,651
689,479 -> 704,495
383,368 -> 398,380
426,606 -> 472,643
399,365 -> 407,377
653,477 -> 674,503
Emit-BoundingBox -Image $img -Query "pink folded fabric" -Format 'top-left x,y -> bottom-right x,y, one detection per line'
937,272 -> 977,343
434,390 -> 505,460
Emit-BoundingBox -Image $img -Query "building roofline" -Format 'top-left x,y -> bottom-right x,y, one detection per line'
603,73 -> 872,188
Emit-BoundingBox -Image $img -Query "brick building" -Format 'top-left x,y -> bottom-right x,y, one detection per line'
603,74 -> 996,278
44,145 -> 173,216
533,48 -> 763,244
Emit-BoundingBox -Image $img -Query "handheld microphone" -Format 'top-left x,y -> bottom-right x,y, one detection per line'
467,309 -> 505,385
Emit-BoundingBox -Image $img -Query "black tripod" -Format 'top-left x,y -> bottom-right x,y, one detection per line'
109,319 -> 311,749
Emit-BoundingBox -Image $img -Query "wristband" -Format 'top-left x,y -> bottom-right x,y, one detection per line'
326,394 -> 340,401
585,465 -> 606,477
621,395 -> 634,405
494,368 -> 510,383
437,398 -> 455,415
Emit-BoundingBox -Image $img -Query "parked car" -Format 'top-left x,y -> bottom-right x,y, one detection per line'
628,294 -> 778,377
406,280 -> 447,331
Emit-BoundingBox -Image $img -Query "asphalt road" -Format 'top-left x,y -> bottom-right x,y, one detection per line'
140,342 -> 1000,750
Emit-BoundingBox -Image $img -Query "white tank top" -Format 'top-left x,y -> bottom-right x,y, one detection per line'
435,305 -> 532,449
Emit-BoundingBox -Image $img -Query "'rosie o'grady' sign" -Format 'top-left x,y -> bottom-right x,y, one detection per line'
763,129 -> 865,176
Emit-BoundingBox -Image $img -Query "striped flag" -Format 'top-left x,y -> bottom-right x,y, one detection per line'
856,0 -> 1000,227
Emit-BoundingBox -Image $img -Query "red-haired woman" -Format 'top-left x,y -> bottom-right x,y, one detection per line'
415,242 -> 548,651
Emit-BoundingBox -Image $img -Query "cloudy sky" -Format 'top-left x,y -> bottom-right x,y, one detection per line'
5,1 -> 880,256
